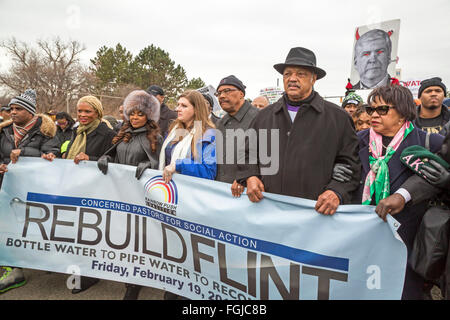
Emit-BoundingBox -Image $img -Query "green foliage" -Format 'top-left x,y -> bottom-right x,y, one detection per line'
186,77 -> 206,90
91,43 -> 204,102
90,43 -> 134,88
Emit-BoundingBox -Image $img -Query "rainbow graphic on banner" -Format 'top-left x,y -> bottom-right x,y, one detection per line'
144,175 -> 178,205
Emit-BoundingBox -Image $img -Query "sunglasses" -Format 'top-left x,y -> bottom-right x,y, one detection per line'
365,105 -> 395,116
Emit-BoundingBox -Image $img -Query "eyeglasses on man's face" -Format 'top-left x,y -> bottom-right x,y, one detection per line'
214,88 -> 239,97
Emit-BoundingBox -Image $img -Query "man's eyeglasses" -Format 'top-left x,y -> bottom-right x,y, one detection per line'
214,88 -> 238,97
365,105 -> 395,116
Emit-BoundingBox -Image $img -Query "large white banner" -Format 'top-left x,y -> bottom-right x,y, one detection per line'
0,158 -> 407,300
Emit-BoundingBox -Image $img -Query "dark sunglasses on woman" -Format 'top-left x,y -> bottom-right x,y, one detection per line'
365,105 -> 395,116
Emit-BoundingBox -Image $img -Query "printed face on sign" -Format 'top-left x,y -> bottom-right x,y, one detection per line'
354,35 -> 391,88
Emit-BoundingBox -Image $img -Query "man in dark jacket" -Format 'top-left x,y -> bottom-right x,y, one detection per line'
414,77 -> 450,136
214,75 -> 259,189
0,88 -> 56,294
236,47 -> 361,215
0,89 -> 57,186
147,85 -> 176,139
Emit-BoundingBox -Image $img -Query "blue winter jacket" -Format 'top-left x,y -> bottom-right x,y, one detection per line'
174,128 -> 217,180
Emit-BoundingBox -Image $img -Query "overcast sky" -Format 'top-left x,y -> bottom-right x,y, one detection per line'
1,0 -> 449,101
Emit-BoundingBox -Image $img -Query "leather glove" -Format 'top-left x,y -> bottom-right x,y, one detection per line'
421,159 -> 450,189
135,161 -> 152,180
97,155 -> 112,175
332,163 -> 353,183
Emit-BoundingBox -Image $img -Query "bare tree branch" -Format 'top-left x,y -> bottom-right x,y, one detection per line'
0,37 -> 93,113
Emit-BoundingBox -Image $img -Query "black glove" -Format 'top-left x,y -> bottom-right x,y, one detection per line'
332,163 -> 353,183
421,159 -> 450,189
97,155 -> 112,175
135,161 -> 152,180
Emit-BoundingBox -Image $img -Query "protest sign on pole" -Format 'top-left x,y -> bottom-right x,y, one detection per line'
350,19 -> 401,90
400,79 -> 422,99
0,158 -> 407,300
259,87 -> 283,104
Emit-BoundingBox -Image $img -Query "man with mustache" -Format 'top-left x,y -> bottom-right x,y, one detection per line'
214,75 -> 259,194
236,47 -> 361,215
353,29 -> 392,90
414,77 -> 450,136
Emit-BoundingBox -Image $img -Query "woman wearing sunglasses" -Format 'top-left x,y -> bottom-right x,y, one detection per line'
352,85 -> 444,300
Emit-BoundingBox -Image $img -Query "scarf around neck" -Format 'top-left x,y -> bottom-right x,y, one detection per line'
362,121 -> 414,205
12,116 -> 38,148
283,91 -> 316,107
158,124 -> 197,170
66,119 -> 101,160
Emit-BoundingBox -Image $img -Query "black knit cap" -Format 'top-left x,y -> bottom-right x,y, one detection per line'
146,85 -> 165,96
217,75 -> 246,95
202,93 -> 214,108
418,77 -> 447,98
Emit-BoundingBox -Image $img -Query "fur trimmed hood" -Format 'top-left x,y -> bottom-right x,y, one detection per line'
0,113 -> 57,138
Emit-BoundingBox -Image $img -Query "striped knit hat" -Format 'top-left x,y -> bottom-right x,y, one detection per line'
9,89 -> 37,115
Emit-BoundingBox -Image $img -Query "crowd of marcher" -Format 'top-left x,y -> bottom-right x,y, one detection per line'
0,46 -> 449,300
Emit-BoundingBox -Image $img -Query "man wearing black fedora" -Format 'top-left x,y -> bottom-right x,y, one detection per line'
236,47 -> 361,215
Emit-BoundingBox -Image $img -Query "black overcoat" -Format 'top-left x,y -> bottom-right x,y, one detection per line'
237,93 -> 361,204
65,122 -> 116,161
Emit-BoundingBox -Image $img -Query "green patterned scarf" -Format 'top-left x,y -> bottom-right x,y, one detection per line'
362,122 -> 414,205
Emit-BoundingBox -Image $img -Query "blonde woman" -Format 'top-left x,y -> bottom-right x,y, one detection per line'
42,95 -> 115,293
64,96 -> 116,163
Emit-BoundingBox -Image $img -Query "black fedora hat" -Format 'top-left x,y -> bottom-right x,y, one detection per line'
273,47 -> 326,79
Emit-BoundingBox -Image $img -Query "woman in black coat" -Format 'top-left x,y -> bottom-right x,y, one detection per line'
65,96 -> 115,163
352,85 -> 444,300
43,96 -> 115,163
97,90 -> 162,300
42,95 -> 115,294
54,112 -> 75,147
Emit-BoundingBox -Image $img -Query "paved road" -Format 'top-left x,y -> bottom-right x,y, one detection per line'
0,268 -> 164,300
1,268 -> 443,300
